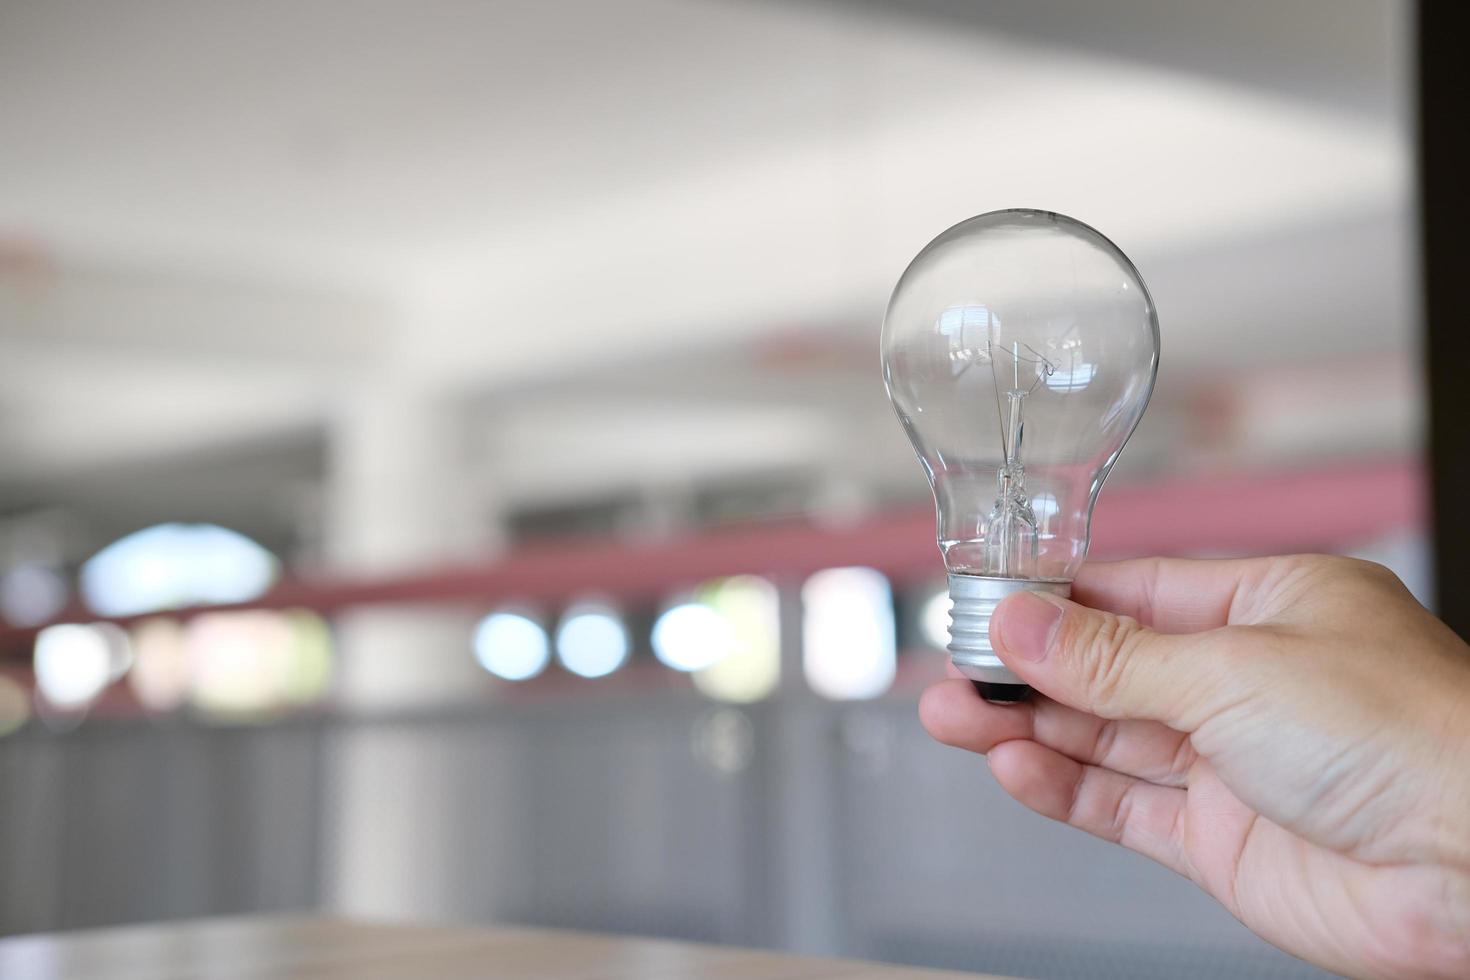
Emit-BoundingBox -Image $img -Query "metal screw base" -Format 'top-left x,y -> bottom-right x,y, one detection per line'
948,574 -> 1071,686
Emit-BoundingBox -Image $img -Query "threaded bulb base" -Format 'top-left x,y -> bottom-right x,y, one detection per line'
948,574 -> 1071,687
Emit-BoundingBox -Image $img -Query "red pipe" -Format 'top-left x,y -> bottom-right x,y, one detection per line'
0,457 -> 1424,662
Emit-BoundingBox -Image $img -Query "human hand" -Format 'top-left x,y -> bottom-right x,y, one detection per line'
919,556 -> 1470,979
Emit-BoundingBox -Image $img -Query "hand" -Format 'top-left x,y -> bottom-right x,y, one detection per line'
919,556 -> 1470,980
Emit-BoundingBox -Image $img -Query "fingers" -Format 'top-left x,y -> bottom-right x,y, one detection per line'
920,679 -> 1032,749
919,679 -> 1197,787
991,590 -> 1253,732
920,679 -> 1196,878
987,739 -> 1189,876
1073,557 -> 1257,633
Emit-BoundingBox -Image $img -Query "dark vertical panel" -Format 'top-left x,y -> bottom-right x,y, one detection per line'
0,735 -> 66,933
1421,1 -> 1470,631
30,720 -> 321,931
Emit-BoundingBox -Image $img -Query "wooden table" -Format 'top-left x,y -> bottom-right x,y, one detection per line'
0,916 -> 1006,979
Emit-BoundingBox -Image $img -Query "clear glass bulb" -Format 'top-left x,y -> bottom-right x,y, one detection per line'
882,209 -> 1159,697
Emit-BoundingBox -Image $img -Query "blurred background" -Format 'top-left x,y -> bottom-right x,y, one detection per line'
0,1 -> 1428,978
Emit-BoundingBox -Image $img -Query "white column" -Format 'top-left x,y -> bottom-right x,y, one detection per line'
324,382 -> 494,709
319,379 -> 499,920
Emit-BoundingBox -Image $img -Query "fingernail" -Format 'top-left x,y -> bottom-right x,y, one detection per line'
995,592 -> 1064,662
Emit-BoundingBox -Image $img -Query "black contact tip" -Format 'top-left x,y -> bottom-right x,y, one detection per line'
972,681 -> 1032,704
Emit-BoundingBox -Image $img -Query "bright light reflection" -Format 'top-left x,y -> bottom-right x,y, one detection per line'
556,603 -> 628,678
652,602 -> 735,672
281,610 -> 334,705
692,577 -> 780,703
80,523 -> 277,617
1046,362 -> 1097,392
1031,492 -> 1061,534
802,567 -> 896,701
919,590 -> 951,650
186,611 -> 294,717
129,618 -> 190,712
97,622 -> 134,681
34,623 -> 114,707
473,611 -> 550,681
139,609 -> 335,718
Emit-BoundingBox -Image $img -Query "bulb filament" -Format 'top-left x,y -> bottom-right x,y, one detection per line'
985,340 -> 1047,577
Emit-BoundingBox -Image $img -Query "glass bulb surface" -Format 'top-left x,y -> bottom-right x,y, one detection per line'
883,209 -> 1159,582
882,209 -> 1159,691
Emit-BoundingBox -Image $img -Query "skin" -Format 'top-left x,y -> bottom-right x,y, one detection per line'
919,555 -> 1470,980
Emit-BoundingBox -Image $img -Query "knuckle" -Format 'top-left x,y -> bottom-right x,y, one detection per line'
1092,719 -> 1122,768
1251,555 -> 1414,623
1108,781 -> 1139,844
1344,557 -> 1411,596
1066,610 -> 1146,712
1295,554 -> 1405,593
1167,732 -> 1199,784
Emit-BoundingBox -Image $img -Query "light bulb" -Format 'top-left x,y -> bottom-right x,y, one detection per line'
882,209 -> 1159,701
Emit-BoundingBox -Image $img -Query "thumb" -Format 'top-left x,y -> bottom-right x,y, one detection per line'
991,590 -> 1236,731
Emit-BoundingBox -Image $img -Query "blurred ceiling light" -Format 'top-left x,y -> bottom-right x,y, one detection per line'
128,617 -> 190,712
691,576 -> 780,703
473,611 -> 550,681
555,603 -> 629,679
185,610 -> 294,718
80,523 -> 278,617
0,676 -> 30,737
918,589 -> 951,651
651,600 -> 736,673
0,565 -> 68,626
34,623 -> 115,708
802,567 -> 896,701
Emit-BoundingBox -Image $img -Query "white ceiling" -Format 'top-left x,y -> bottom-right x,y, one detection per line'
0,0 -> 1415,526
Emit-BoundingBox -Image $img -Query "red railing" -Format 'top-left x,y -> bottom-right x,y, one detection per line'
0,457 -> 1425,664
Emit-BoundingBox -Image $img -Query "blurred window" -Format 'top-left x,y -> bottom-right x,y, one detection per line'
80,523 -> 277,617
802,567 -> 896,700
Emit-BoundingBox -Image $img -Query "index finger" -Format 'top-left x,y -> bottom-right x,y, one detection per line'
1073,557 -> 1255,634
